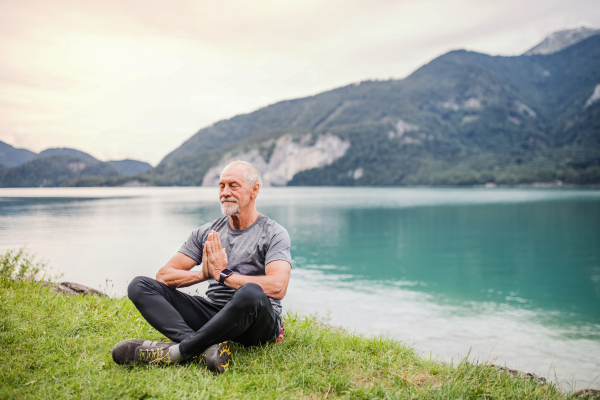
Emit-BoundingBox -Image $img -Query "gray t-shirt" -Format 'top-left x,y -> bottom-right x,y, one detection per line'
178,214 -> 292,320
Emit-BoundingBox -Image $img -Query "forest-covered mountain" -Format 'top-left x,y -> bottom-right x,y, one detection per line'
0,143 -> 152,187
0,141 -> 36,167
2,29 -> 599,187
149,31 -> 600,186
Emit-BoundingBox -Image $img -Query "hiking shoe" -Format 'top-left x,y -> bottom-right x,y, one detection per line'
136,341 -> 178,365
200,341 -> 231,373
112,339 -> 145,364
112,339 -> 177,365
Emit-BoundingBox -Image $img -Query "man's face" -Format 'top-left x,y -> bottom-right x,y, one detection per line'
219,166 -> 254,216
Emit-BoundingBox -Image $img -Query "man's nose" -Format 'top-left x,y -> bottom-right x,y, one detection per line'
221,185 -> 232,197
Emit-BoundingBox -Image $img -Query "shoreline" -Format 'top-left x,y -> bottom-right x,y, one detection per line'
2,277 -> 577,399
40,279 -> 600,399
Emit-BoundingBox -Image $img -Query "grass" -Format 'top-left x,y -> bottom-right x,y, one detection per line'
0,250 -> 572,399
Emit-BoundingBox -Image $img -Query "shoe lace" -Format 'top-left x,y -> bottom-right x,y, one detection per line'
139,347 -> 171,364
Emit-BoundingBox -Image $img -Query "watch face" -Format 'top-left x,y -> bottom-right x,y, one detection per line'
219,268 -> 233,284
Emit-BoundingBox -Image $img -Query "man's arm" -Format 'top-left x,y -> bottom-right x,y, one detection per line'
156,252 -> 209,289
205,231 -> 291,300
223,260 -> 291,300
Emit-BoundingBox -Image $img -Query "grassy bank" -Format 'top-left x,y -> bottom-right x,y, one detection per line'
0,251 -> 570,399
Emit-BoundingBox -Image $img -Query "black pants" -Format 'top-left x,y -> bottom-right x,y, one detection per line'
128,276 -> 280,360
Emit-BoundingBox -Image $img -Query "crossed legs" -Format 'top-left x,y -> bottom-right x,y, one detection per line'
127,276 -> 280,360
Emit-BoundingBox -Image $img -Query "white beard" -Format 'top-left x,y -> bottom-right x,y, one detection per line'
220,198 -> 241,216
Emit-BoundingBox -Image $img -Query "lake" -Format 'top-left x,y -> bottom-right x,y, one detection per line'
1,187 -> 599,390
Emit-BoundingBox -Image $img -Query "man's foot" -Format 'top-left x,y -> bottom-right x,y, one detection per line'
112,339 -> 180,365
112,339 -> 145,364
200,341 -> 231,373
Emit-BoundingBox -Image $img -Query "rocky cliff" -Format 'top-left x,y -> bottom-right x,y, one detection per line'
201,133 -> 350,186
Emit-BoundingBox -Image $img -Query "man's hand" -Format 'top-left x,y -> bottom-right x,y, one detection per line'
202,230 -> 291,300
204,231 -> 228,280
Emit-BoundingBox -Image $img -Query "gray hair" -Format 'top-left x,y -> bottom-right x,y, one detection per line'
221,161 -> 262,189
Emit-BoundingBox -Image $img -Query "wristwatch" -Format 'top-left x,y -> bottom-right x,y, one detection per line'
219,268 -> 233,284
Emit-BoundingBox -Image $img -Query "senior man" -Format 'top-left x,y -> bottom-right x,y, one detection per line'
112,161 -> 292,372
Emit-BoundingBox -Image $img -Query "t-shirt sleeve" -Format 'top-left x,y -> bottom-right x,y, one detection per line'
265,226 -> 292,267
178,228 -> 206,264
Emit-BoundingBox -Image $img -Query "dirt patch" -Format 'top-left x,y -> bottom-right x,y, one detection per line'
388,370 -> 442,388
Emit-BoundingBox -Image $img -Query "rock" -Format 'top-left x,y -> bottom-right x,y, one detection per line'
201,133 -> 351,187
574,389 -> 600,399
388,119 -> 419,139
584,84 -> 600,109
42,281 -> 106,297
491,364 -> 547,385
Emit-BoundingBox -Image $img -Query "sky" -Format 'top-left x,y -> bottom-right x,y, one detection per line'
1,0 -> 599,165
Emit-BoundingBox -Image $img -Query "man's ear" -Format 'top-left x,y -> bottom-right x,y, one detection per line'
251,183 -> 260,198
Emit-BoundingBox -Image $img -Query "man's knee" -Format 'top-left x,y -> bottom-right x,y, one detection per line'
230,283 -> 265,309
127,276 -> 157,303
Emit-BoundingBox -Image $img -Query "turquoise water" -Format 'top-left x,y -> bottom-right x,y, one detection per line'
272,200 -> 600,331
1,187 -> 599,390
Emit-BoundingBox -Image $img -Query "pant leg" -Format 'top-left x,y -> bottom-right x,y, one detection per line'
178,282 -> 280,360
127,276 -> 221,343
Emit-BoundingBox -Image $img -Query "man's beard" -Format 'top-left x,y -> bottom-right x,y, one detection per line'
220,196 -> 241,216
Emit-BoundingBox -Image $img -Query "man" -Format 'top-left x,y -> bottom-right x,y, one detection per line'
112,161 -> 292,372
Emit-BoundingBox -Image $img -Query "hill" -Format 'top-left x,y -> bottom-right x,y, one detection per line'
0,145 -> 153,187
108,159 -> 152,176
151,32 -> 600,186
0,155 -> 120,187
37,148 -> 99,163
0,141 -> 36,167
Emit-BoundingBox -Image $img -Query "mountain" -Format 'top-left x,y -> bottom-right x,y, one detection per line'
0,155 -> 120,187
152,31 -> 600,186
108,159 -> 152,176
37,148 -> 99,163
0,145 -> 152,187
524,27 -> 600,55
0,141 -> 36,167
3,28 -> 599,187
